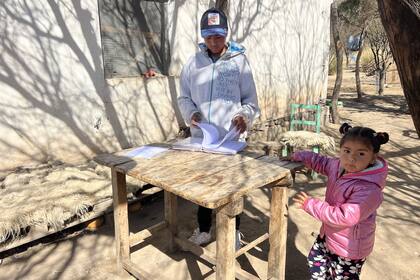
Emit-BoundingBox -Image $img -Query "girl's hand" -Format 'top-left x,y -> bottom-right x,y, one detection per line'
293,191 -> 309,209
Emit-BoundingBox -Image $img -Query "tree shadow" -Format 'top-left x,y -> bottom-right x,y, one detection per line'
0,1 -> 353,279
0,0 -> 187,173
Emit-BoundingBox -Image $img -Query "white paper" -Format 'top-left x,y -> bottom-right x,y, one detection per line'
197,123 -> 241,149
214,126 -> 241,147
197,123 -> 220,146
125,146 -> 169,159
172,123 -> 246,155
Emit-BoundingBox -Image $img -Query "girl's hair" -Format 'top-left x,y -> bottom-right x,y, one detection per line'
339,123 -> 389,153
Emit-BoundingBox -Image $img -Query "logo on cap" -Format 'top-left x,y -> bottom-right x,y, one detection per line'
207,13 -> 220,26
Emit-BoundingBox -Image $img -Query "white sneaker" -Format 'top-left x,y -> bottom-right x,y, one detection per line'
235,230 -> 243,251
188,228 -> 211,245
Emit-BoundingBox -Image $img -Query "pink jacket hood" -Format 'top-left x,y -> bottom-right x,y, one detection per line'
292,151 -> 388,259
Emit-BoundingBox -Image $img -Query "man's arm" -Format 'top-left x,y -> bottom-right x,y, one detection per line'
234,56 -> 260,128
177,59 -> 200,125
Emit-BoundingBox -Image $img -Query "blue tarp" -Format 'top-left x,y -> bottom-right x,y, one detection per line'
347,35 -> 363,51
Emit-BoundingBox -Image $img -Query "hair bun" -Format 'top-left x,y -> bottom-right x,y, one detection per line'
376,132 -> 389,145
339,123 -> 352,134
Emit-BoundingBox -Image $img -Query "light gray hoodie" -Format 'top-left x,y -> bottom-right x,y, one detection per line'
178,41 -> 260,138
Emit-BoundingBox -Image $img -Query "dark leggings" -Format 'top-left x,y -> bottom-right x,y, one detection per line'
198,206 -> 241,233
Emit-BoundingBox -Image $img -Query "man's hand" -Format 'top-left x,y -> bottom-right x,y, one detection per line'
232,115 -> 247,133
293,191 -> 309,209
190,112 -> 202,127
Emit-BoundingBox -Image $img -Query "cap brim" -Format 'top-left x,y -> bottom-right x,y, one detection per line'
201,28 -> 227,38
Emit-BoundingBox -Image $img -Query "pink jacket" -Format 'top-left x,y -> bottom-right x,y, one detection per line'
292,151 -> 388,260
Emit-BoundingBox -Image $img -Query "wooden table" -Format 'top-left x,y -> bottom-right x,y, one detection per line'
94,145 -> 301,280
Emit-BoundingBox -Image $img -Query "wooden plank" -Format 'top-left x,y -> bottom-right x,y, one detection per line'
164,191 -> 177,252
267,184 -> 290,280
112,168 -> 130,271
176,157 -> 291,208
212,266 -> 261,280
94,153 -> 132,168
174,236 -> 216,265
117,151 -> 265,208
117,150 -> 261,186
122,258 -> 156,279
216,205 -> 236,280
234,268 -> 261,280
116,149 -> 263,178
119,150 -> 228,185
220,198 -> 243,217
115,148 -> 208,172
116,149 -> 210,175
276,160 -> 305,171
235,233 -> 269,258
97,151 -> 298,208
94,146 -> 148,167
245,141 -> 282,157
129,221 -> 167,247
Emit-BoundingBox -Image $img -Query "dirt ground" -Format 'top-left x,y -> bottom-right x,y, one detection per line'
0,70 -> 419,280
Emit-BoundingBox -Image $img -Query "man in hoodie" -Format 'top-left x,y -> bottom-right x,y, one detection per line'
177,7 -> 260,249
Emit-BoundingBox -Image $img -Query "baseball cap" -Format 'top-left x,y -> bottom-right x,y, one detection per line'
200,8 -> 228,38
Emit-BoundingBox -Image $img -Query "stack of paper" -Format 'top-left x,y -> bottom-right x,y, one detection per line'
172,123 -> 246,155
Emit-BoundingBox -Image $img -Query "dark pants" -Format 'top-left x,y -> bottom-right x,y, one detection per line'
307,235 -> 365,280
198,206 -> 240,233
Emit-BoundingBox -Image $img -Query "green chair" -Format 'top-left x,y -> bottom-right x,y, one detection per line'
289,104 -> 321,133
325,99 -> 343,108
282,103 -> 322,179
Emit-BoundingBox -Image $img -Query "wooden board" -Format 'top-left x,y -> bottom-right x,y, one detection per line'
94,147 -> 300,209
173,156 -> 291,208
114,151 -> 291,208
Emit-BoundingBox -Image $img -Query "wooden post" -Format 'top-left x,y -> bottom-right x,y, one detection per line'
111,168 -> 130,271
164,190 -> 177,252
216,210 -> 236,280
215,198 -> 243,280
267,183 -> 290,280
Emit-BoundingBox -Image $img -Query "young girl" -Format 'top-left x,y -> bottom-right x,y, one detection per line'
292,123 -> 389,279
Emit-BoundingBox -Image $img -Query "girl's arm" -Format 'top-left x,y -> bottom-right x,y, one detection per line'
291,150 -> 335,176
302,184 -> 383,228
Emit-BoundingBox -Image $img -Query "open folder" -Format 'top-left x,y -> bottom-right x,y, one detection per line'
172,123 -> 247,155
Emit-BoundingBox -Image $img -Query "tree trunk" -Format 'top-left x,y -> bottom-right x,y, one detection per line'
330,2 -> 343,124
344,49 -> 349,68
355,46 -> 364,100
215,0 -> 229,15
377,0 -> 420,136
356,29 -> 365,101
378,69 -> 385,95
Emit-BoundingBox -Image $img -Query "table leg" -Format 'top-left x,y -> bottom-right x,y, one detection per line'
267,184 -> 290,280
111,168 -> 130,271
164,190 -> 177,252
216,209 -> 236,280
216,198 -> 243,280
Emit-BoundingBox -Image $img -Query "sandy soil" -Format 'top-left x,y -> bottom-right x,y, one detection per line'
0,70 -> 419,280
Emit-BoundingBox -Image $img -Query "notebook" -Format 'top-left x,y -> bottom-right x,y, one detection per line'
172,123 -> 247,155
